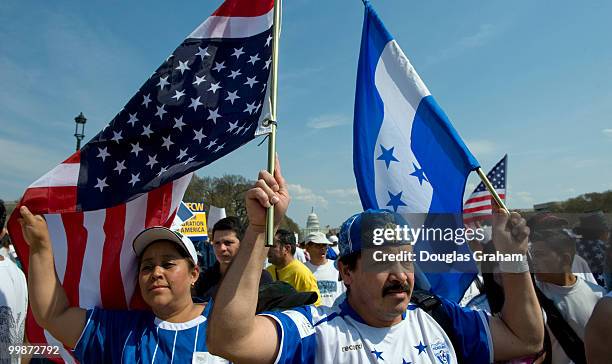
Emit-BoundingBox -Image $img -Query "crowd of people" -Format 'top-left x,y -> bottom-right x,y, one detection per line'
1,159 -> 611,363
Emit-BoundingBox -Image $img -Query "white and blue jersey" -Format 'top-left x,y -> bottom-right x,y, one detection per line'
73,303 -> 228,363
261,297 -> 493,363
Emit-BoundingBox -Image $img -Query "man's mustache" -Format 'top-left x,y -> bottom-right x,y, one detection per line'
382,282 -> 410,296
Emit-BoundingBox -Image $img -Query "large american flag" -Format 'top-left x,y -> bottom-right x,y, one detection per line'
7,0 -> 274,361
463,154 -> 507,225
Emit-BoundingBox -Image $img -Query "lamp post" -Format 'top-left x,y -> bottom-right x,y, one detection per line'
74,112 -> 87,151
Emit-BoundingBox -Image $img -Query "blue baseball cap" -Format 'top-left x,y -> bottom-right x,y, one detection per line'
338,209 -> 413,258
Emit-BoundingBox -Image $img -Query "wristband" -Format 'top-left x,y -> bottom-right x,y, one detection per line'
498,254 -> 530,273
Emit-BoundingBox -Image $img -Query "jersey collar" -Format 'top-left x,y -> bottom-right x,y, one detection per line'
338,298 -> 407,325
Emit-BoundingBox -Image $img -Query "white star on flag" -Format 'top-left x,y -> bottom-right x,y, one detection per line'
97,147 -> 111,162
94,178 -> 109,192
208,108 -> 221,124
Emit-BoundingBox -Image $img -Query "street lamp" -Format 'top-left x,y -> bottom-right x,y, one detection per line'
74,112 -> 87,151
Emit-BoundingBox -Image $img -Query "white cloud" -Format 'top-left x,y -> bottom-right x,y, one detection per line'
603,129 -> 612,137
515,191 -> 535,206
465,139 -> 496,157
426,24 -> 499,65
324,187 -> 362,206
307,114 -> 350,129
325,187 -> 358,198
288,184 -> 328,208
457,24 -> 496,48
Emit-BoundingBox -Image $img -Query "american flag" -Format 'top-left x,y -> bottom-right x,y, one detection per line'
7,0 -> 274,361
463,154 -> 507,225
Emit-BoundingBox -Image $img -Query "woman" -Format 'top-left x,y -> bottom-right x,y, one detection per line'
18,206 -> 227,363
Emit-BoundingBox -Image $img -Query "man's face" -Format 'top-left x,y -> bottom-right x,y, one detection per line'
340,245 -> 414,326
212,230 -> 240,267
305,242 -> 327,264
267,235 -> 286,266
530,241 -> 565,273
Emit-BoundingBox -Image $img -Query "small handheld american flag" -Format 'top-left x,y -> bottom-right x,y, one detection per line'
463,154 -> 507,225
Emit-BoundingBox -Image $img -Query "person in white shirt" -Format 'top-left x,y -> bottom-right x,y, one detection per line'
303,232 -> 346,307
0,200 -> 28,364
206,159 -> 544,364
530,227 -> 606,364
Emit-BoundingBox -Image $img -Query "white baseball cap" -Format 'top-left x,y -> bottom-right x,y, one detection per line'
328,235 -> 339,244
305,231 -> 332,245
133,226 -> 198,264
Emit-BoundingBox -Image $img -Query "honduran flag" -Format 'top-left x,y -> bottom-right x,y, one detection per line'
353,1 -> 480,302
7,0 -> 274,361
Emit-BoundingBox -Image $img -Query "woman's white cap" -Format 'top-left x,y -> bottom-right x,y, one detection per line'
133,226 -> 198,264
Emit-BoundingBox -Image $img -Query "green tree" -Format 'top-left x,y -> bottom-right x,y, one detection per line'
184,174 -> 300,232
553,190 -> 612,213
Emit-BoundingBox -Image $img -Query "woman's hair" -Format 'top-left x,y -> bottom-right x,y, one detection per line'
137,240 -> 196,272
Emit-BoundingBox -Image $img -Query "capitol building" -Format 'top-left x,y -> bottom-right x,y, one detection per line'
299,208 -> 336,242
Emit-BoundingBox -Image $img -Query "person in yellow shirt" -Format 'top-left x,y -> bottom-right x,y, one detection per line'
267,229 -> 321,306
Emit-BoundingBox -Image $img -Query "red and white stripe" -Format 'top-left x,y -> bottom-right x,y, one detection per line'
188,0 -> 274,39
8,158 -> 192,360
463,189 -> 506,224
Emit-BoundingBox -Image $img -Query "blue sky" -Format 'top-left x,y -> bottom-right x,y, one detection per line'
1,0 -> 611,228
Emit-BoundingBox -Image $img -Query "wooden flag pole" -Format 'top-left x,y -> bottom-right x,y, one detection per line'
476,167 -> 509,214
265,0 -> 282,246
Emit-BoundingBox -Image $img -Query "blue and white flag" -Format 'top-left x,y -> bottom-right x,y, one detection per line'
353,2 -> 480,302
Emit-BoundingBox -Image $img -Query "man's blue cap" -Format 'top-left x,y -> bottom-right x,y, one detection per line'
338,209 -> 412,258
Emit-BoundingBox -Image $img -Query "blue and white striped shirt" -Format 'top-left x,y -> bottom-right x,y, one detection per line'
73,303 -> 228,363
261,297 -> 492,363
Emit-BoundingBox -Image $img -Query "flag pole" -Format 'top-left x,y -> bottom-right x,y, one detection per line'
476,167 -> 509,214
265,0 -> 282,246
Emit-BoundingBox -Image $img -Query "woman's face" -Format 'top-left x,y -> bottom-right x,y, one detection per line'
138,240 -> 198,310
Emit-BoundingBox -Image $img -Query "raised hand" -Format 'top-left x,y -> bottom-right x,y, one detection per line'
18,206 -> 52,251
491,201 -> 529,255
245,155 -> 290,229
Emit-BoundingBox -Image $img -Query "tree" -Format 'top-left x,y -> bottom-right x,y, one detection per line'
553,190 -> 612,213
184,174 -> 300,233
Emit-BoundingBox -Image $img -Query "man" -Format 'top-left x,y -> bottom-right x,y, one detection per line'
303,231 -> 345,307
267,229 -> 321,306
328,235 -> 340,255
585,290 -> 612,363
194,216 -> 272,300
527,212 -> 598,285
207,161 -> 544,363
0,199 -> 28,364
530,226 -> 606,364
